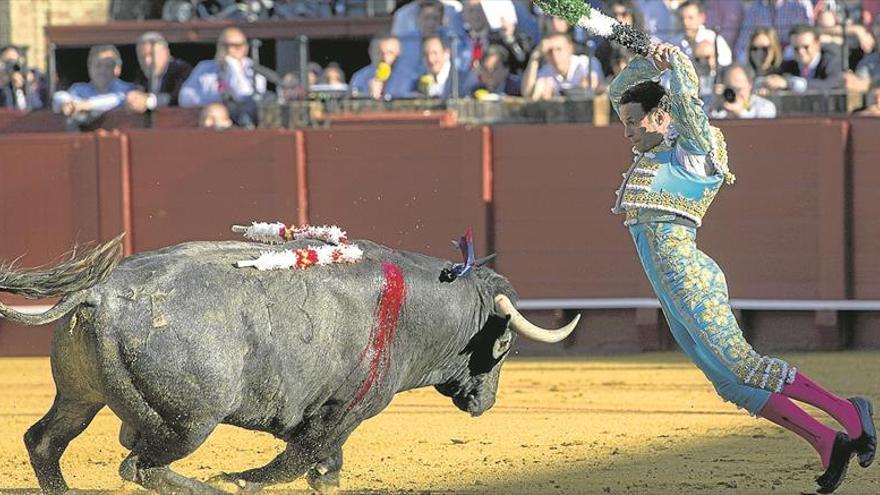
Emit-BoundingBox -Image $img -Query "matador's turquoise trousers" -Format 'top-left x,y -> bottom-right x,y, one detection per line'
629,221 -> 797,415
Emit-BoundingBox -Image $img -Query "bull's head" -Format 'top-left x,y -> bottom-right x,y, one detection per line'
436,294 -> 579,416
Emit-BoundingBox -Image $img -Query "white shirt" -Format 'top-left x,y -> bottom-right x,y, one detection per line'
536,54 -> 603,94
427,58 -> 452,97
710,94 -> 777,119
178,57 -> 266,107
52,79 -> 134,114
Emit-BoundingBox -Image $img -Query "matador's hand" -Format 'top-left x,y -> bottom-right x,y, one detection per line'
649,43 -> 679,71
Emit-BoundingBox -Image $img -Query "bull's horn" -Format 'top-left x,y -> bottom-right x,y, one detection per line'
494,294 -> 579,343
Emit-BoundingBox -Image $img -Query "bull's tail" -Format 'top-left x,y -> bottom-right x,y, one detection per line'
0,233 -> 125,326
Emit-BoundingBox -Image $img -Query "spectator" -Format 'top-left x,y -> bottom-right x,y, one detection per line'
710,64 -> 777,119
736,0 -> 815,63
349,34 -> 412,99
702,0 -> 744,53
307,62 -> 322,87
670,0 -> 733,68
198,102 -> 233,130
815,5 -> 875,68
761,25 -> 843,92
521,32 -> 603,100
52,44 -> 133,122
844,18 -> 880,92
593,1 -> 644,77
693,40 -> 720,104
746,27 -> 785,78
470,44 -> 521,97
0,44 -> 47,111
178,28 -> 263,105
603,43 -> 635,85
853,82 -> 880,116
316,62 -> 348,91
639,0 -> 678,39
461,0 -> 534,73
278,71 -> 305,102
125,31 -> 193,114
395,0 -> 469,77
412,35 -> 471,98
178,27 -> 266,126
391,0 -> 464,37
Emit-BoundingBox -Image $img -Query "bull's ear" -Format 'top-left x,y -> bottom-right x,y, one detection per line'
464,314 -> 512,375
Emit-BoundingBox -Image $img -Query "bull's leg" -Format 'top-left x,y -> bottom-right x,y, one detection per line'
120,421 -> 225,495
217,423 -> 355,492
305,446 -> 343,493
24,395 -> 104,493
118,421 -> 139,450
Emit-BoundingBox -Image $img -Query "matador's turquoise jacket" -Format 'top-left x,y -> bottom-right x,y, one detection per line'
609,50 -> 735,227
607,50 -> 795,416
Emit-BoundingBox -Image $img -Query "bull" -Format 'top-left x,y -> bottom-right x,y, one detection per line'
2,234 -> 579,494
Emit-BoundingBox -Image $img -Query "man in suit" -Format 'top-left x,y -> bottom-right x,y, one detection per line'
759,25 -> 842,92
412,35 -> 473,98
125,31 -> 193,113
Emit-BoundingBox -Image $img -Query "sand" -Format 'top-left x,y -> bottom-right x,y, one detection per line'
1,352 -> 878,494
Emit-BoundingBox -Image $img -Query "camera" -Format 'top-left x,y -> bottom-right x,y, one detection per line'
2,60 -> 22,73
722,87 -> 736,103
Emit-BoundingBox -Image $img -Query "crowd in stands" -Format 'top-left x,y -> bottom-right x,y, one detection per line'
3,0 -> 880,128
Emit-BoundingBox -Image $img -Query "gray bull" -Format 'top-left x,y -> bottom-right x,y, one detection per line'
1,235 -> 578,494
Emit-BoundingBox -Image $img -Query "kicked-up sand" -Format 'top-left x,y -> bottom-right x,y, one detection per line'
1,352 -> 878,494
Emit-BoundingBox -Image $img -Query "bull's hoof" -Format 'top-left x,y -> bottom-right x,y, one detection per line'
306,469 -> 340,494
206,472 -> 262,494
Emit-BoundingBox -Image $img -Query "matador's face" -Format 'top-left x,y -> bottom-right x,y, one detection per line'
619,102 -> 668,153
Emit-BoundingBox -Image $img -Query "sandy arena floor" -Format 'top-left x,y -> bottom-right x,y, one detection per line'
1,352 -> 878,494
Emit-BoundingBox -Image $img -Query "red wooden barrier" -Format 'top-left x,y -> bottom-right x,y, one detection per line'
303,126 -> 487,260
124,129 -> 301,252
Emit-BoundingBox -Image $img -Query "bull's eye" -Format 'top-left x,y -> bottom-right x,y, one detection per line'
491,331 -> 513,359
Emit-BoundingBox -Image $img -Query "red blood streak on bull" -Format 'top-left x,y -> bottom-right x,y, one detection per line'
350,262 -> 406,410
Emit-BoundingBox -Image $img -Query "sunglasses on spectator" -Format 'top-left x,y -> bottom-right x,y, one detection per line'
750,46 -> 769,52
221,41 -> 248,48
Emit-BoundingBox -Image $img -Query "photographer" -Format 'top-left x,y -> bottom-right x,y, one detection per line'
0,45 -> 48,111
710,63 -> 776,119
521,32 -> 602,100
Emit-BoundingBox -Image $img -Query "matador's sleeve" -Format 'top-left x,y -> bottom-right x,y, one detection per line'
609,55 -> 661,118
666,49 -> 712,155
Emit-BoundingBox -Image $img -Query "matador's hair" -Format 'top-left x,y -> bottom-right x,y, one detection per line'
619,80 -> 670,114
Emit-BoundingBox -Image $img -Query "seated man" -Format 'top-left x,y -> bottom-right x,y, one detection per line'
395,0 -> 469,83
470,44 -> 521,97
0,44 -> 48,111
52,44 -> 133,122
412,35 -> 473,98
521,32 -> 602,100
710,64 -> 777,119
461,0 -> 534,73
670,0 -> 733,68
844,18 -> 880,94
179,26 -> 266,125
126,31 -> 193,113
760,25 -> 842,92
349,34 -> 412,99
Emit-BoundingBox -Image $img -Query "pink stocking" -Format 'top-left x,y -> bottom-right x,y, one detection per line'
760,393 -> 837,469
782,372 -> 862,439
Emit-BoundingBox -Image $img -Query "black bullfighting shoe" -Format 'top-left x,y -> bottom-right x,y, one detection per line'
849,396 -> 876,468
815,431 -> 856,494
